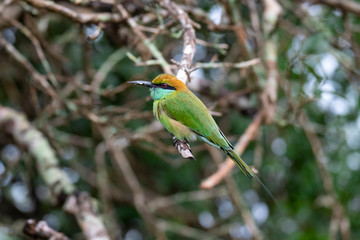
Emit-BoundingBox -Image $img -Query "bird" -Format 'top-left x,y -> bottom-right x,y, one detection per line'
128,74 -> 276,202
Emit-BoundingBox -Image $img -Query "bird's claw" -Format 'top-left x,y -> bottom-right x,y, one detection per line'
172,136 -> 195,160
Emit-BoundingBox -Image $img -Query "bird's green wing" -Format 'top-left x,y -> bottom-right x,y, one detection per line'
163,90 -> 233,150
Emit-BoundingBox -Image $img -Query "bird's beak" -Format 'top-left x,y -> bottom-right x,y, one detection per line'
127,80 -> 155,88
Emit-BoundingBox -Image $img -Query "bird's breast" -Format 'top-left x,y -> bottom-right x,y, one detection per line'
153,100 -> 197,142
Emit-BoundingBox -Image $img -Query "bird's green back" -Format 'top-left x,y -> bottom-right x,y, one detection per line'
161,90 -> 233,150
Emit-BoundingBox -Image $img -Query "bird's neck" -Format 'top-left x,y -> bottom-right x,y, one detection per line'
150,88 -> 177,100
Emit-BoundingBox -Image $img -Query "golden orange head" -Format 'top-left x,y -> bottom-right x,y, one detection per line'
152,74 -> 187,91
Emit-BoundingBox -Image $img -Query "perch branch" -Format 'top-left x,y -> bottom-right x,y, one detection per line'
155,0 -> 198,160
172,136 -> 195,160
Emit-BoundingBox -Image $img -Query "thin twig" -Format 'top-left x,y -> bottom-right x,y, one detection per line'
98,126 -> 168,240
6,18 -> 58,87
23,0 -> 123,23
156,219 -> 223,240
312,0 -> 360,16
0,36 -> 58,99
195,58 -> 261,69
91,48 -> 127,95
224,176 -> 263,240
148,187 -> 227,212
116,4 -> 172,74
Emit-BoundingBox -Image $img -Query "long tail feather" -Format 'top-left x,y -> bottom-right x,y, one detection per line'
253,174 -> 279,205
226,150 -> 254,179
226,150 -> 278,204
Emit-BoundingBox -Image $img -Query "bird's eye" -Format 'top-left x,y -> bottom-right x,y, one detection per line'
161,83 -> 167,88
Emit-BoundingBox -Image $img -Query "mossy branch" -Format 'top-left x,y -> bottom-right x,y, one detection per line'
0,105 -> 110,240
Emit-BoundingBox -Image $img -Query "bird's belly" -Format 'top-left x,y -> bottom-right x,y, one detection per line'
167,118 -> 197,142
154,100 -> 197,142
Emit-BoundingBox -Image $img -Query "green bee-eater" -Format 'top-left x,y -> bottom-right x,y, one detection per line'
129,74 -> 276,202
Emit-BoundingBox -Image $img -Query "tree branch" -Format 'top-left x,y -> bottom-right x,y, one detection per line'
300,113 -> 351,240
0,106 -> 74,196
23,0 -> 123,23
98,126 -> 168,240
116,4 -> 172,74
261,0 -> 282,124
0,36 -> 58,99
158,0 -> 197,83
24,219 -> 70,240
63,192 -> 110,240
312,0 -> 360,16
0,106 -> 110,240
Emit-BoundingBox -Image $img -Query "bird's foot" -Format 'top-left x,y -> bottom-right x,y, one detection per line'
172,136 -> 195,160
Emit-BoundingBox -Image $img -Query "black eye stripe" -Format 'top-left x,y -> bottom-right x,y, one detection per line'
154,83 -> 176,90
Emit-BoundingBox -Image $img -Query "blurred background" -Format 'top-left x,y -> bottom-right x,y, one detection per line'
0,0 -> 359,239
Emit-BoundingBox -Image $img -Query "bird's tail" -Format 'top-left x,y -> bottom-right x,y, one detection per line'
226,149 -> 254,179
226,149 -> 278,204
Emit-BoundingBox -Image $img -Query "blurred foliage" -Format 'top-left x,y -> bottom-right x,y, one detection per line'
0,0 -> 360,240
